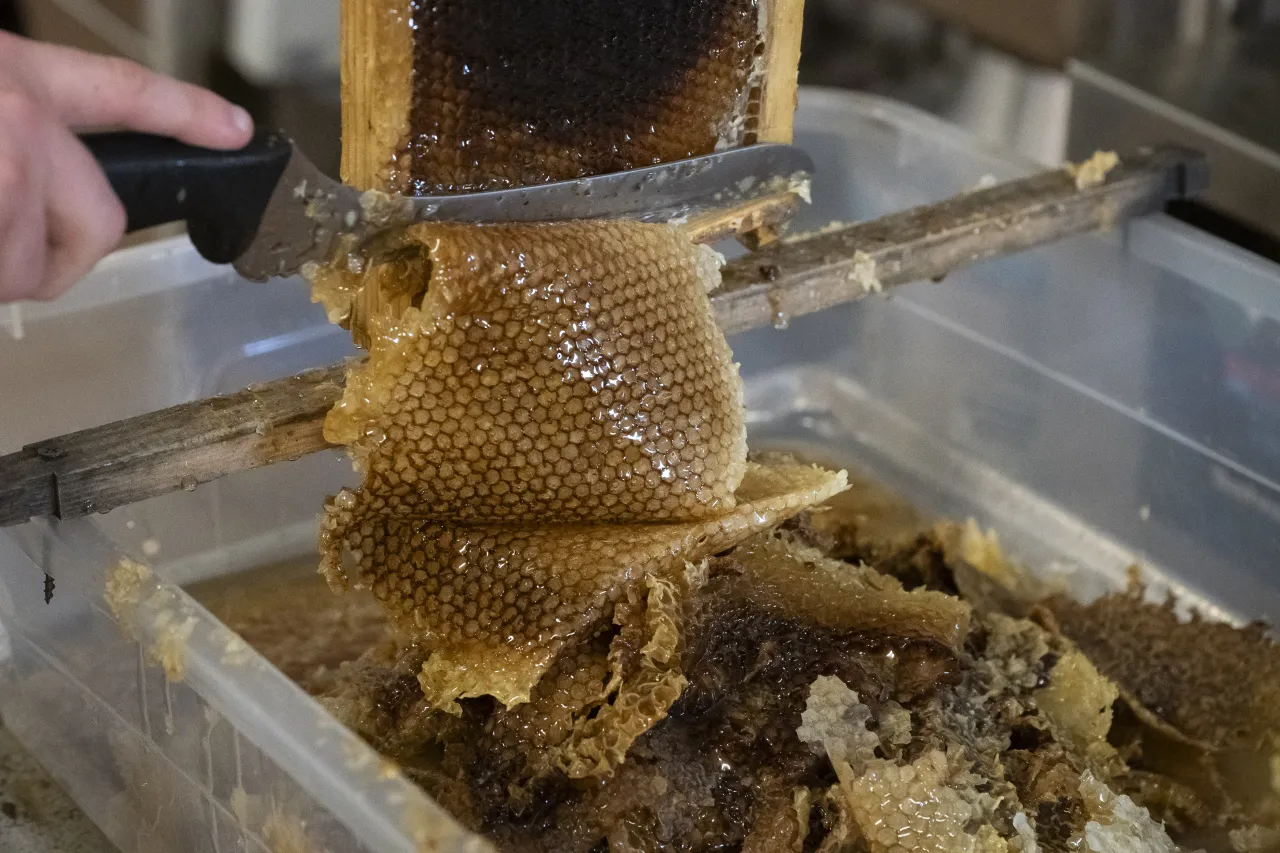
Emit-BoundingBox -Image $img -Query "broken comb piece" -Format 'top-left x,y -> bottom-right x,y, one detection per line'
317,220 -> 847,714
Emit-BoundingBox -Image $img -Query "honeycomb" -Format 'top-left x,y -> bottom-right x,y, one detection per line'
397,0 -> 764,193
838,750 -> 991,853
324,462 -> 847,711
319,220 -> 846,713
1033,650 -> 1119,768
796,675 -> 880,777
323,221 -> 747,524
208,495 -> 1280,852
1049,582 -> 1280,753
284,215 -> 1280,849
1078,772 -> 1180,853
727,534 -> 972,651
472,571 -> 692,785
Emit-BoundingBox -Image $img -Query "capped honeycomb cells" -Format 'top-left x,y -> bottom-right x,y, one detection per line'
399,0 -> 764,192
302,218 -> 1200,852
1048,584 -> 1280,753
839,750 -> 989,853
290,493 -> 1273,853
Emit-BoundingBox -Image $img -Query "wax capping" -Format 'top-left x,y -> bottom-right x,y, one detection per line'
200,478 -> 1280,852
318,220 -> 847,715
397,0 -> 764,193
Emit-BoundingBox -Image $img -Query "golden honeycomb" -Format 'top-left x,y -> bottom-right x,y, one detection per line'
1049,583 -> 1280,753
323,462 -> 847,711
397,0 -> 764,193
216,479 -> 1280,852
839,750 -> 990,853
483,572 -> 690,780
319,220 -> 846,713
324,221 -> 747,524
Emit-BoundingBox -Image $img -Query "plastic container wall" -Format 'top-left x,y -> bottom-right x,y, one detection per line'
0,252 -> 483,850
2,89 -> 1279,851
737,89 -> 1280,622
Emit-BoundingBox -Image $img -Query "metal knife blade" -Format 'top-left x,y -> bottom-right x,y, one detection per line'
232,142 -> 814,282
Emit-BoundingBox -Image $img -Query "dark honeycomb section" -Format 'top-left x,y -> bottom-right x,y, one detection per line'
1049,585 -> 1280,752
402,0 -> 762,193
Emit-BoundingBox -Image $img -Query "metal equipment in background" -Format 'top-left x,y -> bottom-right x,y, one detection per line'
803,0 -> 1280,246
1068,0 -> 1280,248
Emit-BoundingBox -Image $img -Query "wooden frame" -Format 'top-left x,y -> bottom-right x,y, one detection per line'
340,0 -> 415,193
757,0 -> 806,144
341,0 -> 807,189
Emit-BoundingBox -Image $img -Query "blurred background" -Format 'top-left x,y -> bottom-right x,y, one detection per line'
3,0 -> 1276,243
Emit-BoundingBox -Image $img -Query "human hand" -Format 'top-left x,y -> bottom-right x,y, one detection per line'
0,32 -> 254,302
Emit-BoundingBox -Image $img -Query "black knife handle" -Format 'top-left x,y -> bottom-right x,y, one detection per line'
80,131 -> 293,264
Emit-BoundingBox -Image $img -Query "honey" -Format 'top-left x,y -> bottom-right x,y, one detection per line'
197,479 -> 1280,852
323,222 -> 748,524
399,0 -> 763,193
286,210 -> 1280,848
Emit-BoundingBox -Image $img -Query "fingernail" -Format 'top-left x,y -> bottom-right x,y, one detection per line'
231,106 -> 254,136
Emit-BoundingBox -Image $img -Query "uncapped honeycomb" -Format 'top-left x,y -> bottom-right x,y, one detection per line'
319,220 -> 846,713
1033,650 -> 1119,767
796,675 -> 880,777
1078,773 -> 1180,853
324,221 -> 747,524
728,534 -> 972,651
798,676 -> 1024,853
839,750 -> 991,853
397,0 -> 764,193
324,462 -> 847,711
198,480 -> 1280,852
477,572 -> 691,782
554,573 -> 687,778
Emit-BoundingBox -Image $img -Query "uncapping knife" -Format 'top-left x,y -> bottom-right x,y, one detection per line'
80,132 -> 814,282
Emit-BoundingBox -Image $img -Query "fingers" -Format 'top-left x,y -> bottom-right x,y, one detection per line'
0,32 -> 253,150
0,33 -> 254,302
41,125 -> 127,299
0,93 -> 48,302
0,89 -> 125,302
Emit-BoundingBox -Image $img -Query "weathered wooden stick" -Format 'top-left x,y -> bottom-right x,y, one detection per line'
0,146 -> 1206,527
0,367 -> 348,528
714,145 -> 1206,335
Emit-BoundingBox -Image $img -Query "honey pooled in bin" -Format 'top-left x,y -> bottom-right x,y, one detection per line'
319,219 -> 847,713
398,0 -> 764,193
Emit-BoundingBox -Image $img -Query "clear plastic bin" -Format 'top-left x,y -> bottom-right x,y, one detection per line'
3,88 -> 1280,852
